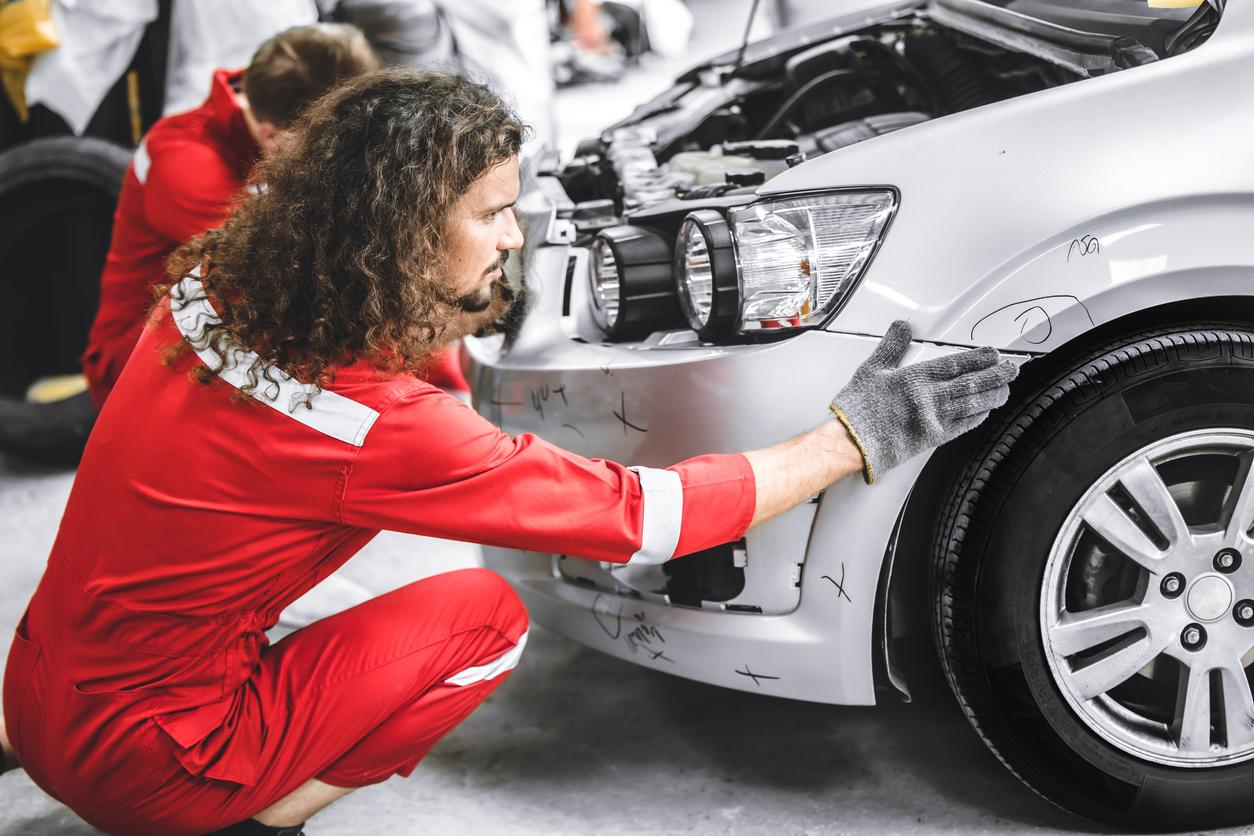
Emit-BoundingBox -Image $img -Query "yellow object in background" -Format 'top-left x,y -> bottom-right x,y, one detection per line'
1147,0 -> 1204,8
0,0 -> 58,121
26,374 -> 88,404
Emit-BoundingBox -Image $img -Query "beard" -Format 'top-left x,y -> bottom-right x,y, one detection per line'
454,255 -> 510,313
437,275 -> 515,346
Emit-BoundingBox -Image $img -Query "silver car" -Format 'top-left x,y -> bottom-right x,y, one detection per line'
468,0 -> 1249,828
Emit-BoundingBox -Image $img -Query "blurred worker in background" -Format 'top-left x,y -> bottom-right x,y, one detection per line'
0,23 -> 389,467
80,23 -> 384,410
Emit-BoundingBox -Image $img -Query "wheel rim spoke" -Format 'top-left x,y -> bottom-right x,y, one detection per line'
1175,663 -> 1213,753
1222,451 -> 1254,543
1119,457 -> 1190,548
1042,430 -> 1254,766
1049,601 -> 1150,657
1219,665 -> 1254,748
1080,493 -> 1167,571
1069,632 -> 1167,701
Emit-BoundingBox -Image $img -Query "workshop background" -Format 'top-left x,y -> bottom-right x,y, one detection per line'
0,1 -> 1238,834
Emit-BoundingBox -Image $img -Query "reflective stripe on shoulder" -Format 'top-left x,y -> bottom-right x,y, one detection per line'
170,269 -> 380,447
133,137 -> 151,184
444,630 -> 528,686
626,465 -> 683,565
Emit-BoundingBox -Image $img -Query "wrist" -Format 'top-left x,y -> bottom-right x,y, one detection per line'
817,415 -> 870,485
827,408 -> 877,486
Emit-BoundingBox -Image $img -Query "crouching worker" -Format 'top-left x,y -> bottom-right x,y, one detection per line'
0,69 -> 1016,835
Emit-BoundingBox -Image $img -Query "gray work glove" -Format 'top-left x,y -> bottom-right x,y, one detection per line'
829,320 -> 1018,484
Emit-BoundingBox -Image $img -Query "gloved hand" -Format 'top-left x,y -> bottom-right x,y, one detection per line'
829,320 -> 1018,484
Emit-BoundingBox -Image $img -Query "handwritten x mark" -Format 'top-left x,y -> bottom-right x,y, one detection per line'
734,666 -> 781,687
821,564 -> 852,603
612,391 -> 647,435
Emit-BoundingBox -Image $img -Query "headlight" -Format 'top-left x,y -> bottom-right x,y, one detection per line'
675,209 -> 739,341
729,190 -> 896,332
590,226 -> 683,340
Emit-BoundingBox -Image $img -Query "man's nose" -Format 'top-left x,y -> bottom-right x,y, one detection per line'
499,209 -> 524,251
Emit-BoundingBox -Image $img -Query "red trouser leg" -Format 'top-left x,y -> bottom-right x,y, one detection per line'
118,568 -> 528,836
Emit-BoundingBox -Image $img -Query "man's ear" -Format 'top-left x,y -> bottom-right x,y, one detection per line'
255,121 -> 284,154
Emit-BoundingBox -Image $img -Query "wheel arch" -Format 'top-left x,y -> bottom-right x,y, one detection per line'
876,295 -> 1254,696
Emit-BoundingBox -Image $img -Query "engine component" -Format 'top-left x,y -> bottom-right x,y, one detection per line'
807,111 -> 930,154
903,30 -> 999,113
667,147 -> 786,188
724,169 -> 765,188
607,126 -> 686,208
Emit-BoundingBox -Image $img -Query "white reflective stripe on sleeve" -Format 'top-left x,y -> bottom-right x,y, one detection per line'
133,138 -> 151,184
626,465 -> 684,565
170,270 -> 380,447
444,630 -> 528,687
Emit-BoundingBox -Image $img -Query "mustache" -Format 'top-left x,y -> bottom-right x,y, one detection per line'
483,253 -> 509,277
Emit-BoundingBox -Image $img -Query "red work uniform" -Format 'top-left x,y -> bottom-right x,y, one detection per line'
3,272 -> 756,835
82,69 -> 259,408
80,69 -> 468,408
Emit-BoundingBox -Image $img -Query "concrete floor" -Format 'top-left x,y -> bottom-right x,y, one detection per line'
4,3 -> 1251,834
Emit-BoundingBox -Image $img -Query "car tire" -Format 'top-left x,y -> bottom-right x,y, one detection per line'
0,136 -> 131,396
932,324 -> 1254,830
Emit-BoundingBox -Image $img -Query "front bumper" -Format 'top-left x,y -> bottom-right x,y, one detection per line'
467,301 -> 956,703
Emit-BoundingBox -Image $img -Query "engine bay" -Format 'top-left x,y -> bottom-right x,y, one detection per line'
551,1 -> 1212,217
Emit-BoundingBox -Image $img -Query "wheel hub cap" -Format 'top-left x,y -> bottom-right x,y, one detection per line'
1186,574 -> 1233,622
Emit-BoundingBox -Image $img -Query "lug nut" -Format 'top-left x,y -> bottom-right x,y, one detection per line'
1161,573 -> 1185,598
1181,623 -> 1207,651
1236,600 -> 1254,627
1215,548 -> 1242,573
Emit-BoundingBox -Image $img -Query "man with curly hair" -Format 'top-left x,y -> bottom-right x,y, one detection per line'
0,69 -> 1015,834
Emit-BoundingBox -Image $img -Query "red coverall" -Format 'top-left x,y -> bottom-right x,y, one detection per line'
3,274 -> 756,835
81,69 -> 467,408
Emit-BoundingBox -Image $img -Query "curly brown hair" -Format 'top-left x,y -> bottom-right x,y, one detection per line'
164,68 -> 526,397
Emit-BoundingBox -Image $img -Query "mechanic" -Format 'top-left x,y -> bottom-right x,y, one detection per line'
0,22 -> 472,468
0,68 -> 1016,836
81,23 -> 386,408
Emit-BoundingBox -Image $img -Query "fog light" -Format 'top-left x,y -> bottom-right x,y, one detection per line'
675,210 -> 738,341
590,226 -> 682,340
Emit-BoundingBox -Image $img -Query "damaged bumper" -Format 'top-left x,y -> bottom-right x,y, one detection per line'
467,316 -> 956,704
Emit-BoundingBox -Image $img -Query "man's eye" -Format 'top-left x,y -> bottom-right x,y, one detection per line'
486,210 -> 500,220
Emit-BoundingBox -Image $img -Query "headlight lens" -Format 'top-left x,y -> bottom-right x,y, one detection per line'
590,236 -> 621,330
677,221 -> 713,325
676,210 -> 739,341
730,190 -> 896,331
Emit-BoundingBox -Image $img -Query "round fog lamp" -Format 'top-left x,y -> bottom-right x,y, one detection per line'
589,226 -> 682,340
590,237 -> 621,330
676,210 -> 739,341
